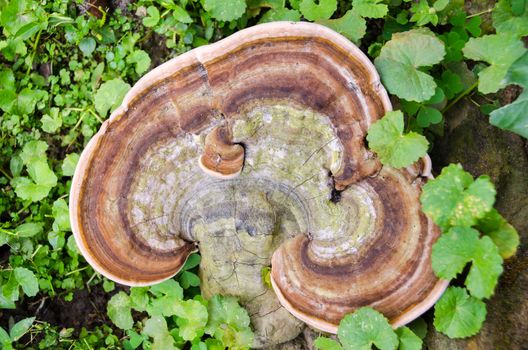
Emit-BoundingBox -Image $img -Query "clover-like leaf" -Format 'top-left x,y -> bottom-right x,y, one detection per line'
314,337 -> 343,350
395,327 -> 422,350
94,78 -> 131,117
489,52 -> 528,138
492,0 -> 528,37
61,153 -> 79,177
375,28 -> 445,102
465,236 -> 503,299
143,315 -> 177,350
206,295 -> 254,350
126,50 -> 151,74
431,227 -> 479,280
299,0 -> 337,21
421,164 -> 496,230
174,299 -> 208,341
204,0 -> 246,21
107,292 -> 134,330
352,0 -> 388,18
143,6 -> 160,27
147,279 -> 184,317
14,267 -> 38,297
337,307 -> 398,350
9,317 -> 35,342
260,8 -> 302,23
52,199 -> 71,232
318,10 -> 366,44
463,33 -> 526,94
434,287 -> 486,338
476,209 -> 520,259
366,110 -> 429,168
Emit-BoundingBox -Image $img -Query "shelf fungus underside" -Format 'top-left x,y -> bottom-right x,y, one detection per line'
70,23 -> 448,348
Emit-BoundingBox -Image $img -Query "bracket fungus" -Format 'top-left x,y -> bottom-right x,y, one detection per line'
70,22 -> 448,346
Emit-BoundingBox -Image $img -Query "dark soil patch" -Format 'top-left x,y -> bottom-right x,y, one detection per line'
0,284 -> 126,335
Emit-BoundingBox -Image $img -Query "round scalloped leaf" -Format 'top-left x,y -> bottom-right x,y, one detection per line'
431,227 -> 479,280
374,28 -> 445,102
466,236 -> 503,299
462,33 -> 526,94
421,164 -> 496,230
434,287 -> 486,338
395,327 -> 422,350
204,0 -> 246,21
366,110 -> 429,168
299,0 -> 337,20
477,209 -> 520,259
337,307 -> 398,350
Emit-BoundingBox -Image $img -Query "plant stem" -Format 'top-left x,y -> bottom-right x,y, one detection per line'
442,81 -> 479,114
0,167 -> 12,180
467,8 -> 493,18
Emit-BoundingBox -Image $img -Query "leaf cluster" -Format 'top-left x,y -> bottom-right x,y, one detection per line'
107,259 -> 254,350
314,307 -> 425,350
421,164 -> 520,338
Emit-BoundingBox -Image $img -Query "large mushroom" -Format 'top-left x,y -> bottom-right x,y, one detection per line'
70,22 -> 448,346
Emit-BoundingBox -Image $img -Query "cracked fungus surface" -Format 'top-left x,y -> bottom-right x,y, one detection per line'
126,102 -> 365,346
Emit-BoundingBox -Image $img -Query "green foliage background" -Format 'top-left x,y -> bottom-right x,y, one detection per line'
0,0 -> 525,348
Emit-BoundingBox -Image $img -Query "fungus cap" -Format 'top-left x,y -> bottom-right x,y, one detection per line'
70,21 -> 447,341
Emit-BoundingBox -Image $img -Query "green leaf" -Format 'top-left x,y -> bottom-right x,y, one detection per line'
366,110 -> 429,168
434,287 -> 486,338
52,199 -> 71,232
408,318 -> 427,340
9,317 -> 35,342
476,209 -> 520,259
489,90 -> 528,138
318,10 -> 366,44
62,153 -> 80,176
259,8 -> 302,23
410,0 -> 438,26
143,316 -> 177,350
337,307 -> 398,350
465,236 -> 503,299
205,295 -> 254,349
147,279 -> 184,316
182,253 -> 201,270
395,327 -> 422,350
492,0 -> 528,37
0,327 -> 9,344
127,50 -> 151,74
299,0 -> 337,20
420,164 -> 496,230
143,6 -> 160,27
41,109 -> 62,133
352,0 -> 388,18
431,227 -> 479,280
314,337 -> 343,350
107,292 -> 134,330
174,299 -> 208,340
14,267 -> 39,297
204,0 -> 247,21
172,5 -> 193,23
462,33 -> 526,94
489,52 -> 528,138
130,287 -> 149,311
179,271 -> 200,289
261,266 -> 272,289
94,78 -> 131,117
375,29 -> 445,102
79,37 -> 96,56
20,140 -> 48,164
15,222 -> 43,238
416,106 -> 442,127
0,69 -> 15,91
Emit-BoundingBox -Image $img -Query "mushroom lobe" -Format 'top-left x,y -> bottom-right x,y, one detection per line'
69,21 -> 446,345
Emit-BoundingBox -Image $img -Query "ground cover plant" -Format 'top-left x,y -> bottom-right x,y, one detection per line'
0,0 -> 525,349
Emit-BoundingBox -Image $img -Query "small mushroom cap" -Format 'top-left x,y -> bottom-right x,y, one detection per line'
199,126 -> 245,178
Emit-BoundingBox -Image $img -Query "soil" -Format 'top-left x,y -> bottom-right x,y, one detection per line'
0,284 -> 125,335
